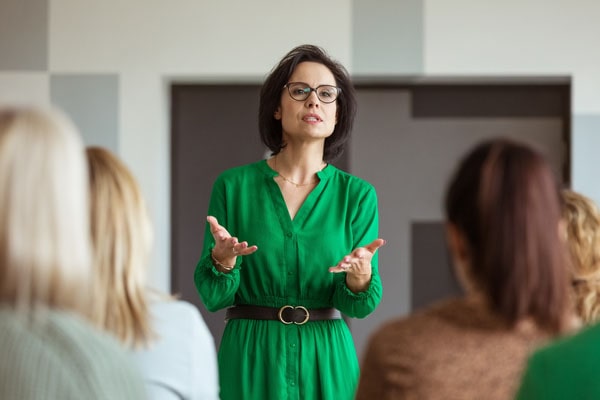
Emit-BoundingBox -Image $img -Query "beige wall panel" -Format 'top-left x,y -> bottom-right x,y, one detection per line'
0,73 -> 49,106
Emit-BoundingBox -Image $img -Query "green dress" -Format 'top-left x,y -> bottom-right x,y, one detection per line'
195,160 -> 383,400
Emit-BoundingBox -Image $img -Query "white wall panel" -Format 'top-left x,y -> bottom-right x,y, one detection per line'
424,0 -> 600,113
49,0 -> 352,74
119,71 -> 170,292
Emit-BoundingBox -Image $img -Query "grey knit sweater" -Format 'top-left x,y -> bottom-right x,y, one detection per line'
0,308 -> 146,400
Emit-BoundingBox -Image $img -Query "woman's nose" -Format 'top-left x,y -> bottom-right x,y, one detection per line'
305,90 -> 320,107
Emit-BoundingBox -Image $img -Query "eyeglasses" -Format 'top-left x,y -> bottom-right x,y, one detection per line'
283,82 -> 341,104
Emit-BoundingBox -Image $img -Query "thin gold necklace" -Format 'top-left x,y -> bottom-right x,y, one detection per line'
273,156 -> 324,187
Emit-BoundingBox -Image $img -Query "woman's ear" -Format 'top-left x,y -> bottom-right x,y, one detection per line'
274,107 -> 281,120
558,218 -> 568,242
446,223 -> 468,262
446,222 -> 476,293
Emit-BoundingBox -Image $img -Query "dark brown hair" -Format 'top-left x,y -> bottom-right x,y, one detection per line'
445,138 -> 570,333
258,44 -> 357,162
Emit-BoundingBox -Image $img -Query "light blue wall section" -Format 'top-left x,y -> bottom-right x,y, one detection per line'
573,115 -> 600,204
50,74 -> 119,152
352,0 -> 423,74
0,0 -> 48,70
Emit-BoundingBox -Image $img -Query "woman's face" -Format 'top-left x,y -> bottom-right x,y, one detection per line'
275,61 -> 338,143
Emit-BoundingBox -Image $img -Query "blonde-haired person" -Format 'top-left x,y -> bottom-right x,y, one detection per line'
0,106 -> 145,399
86,146 -> 219,400
562,189 -> 600,324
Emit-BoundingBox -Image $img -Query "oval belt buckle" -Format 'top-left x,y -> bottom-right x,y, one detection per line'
278,305 -> 310,325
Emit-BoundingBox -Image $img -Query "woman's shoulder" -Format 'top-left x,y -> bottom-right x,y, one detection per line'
0,309 -> 145,399
326,165 -> 376,193
534,322 -> 600,363
368,297 -> 493,344
0,308 -> 132,356
216,160 -> 270,181
150,299 -> 201,319
150,300 -> 212,335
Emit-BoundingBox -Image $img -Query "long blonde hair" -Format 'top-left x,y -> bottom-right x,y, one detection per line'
0,106 -> 92,316
563,189 -> 600,324
87,147 -> 156,348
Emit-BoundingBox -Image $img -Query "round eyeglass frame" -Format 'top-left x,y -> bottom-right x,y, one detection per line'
283,82 -> 341,104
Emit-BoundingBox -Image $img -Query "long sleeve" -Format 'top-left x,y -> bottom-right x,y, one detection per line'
194,175 -> 242,312
332,184 -> 383,318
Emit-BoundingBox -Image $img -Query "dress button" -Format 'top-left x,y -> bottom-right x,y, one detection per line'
286,232 -> 292,238
290,343 -> 296,348
288,271 -> 293,276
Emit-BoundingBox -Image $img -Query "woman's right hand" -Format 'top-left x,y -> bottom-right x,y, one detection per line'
207,216 -> 258,267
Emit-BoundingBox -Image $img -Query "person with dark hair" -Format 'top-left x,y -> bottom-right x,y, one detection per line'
194,44 -> 385,400
356,138 -> 576,400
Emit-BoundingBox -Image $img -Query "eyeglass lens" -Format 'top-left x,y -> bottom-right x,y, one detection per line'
286,82 -> 339,103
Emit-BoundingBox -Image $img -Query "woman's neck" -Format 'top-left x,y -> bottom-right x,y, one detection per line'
270,151 -> 326,187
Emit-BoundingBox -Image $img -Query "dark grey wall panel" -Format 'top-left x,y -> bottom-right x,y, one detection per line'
0,0 -> 48,70
50,74 -> 119,152
412,84 -> 570,118
411,222 -> 463,310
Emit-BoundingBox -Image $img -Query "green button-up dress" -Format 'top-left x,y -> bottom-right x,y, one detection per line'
195,160 -> 383,400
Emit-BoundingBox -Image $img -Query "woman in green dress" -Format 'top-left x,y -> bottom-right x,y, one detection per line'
194,44 -> 385,400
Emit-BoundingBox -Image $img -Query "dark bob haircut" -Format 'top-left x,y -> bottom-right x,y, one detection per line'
258,44 -> 357,162
444,138 -> 571,334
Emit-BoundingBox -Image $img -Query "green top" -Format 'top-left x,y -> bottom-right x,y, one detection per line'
515,322 -> 600,400
0,308 -> 146,400
195,160 -> 383,400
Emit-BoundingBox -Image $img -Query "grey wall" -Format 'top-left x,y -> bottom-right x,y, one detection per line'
50,74 -> 119,152
0,0 -> 48,70
352,0 -> 424,74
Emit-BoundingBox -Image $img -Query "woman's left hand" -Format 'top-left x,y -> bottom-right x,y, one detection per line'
329,239 -> 386,293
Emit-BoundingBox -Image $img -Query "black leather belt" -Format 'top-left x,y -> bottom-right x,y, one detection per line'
225,305 -> 342,325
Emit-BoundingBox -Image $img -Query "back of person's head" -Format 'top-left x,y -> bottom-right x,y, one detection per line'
86,146 -> 154,347
444,137 -> 571,334
0,106 -> 91,315
562,189 -> 600,324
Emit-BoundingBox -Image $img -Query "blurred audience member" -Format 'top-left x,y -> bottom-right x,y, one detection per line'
562,189 -> 600,324
87,146 -> 219,400
0,106 -> 145,399
356,138 -> 576,400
